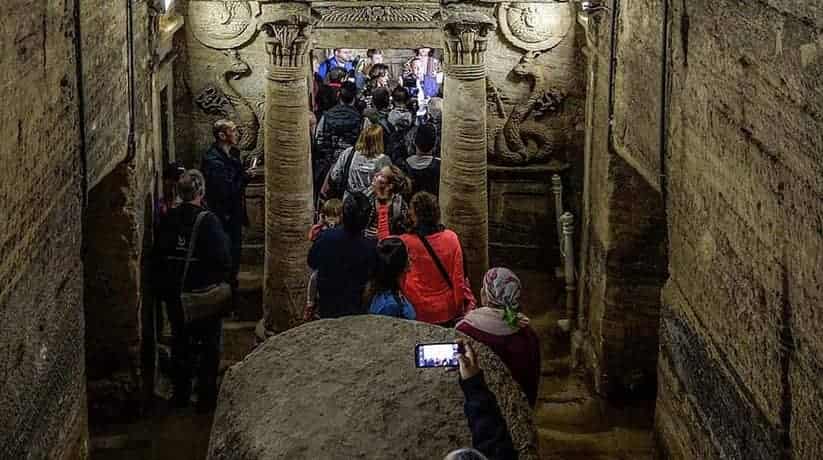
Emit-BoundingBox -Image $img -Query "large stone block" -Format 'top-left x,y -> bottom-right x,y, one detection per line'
208,316 -> 538,460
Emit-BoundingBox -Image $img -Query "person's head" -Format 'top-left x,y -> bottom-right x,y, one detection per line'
409,191 -> 440,228
321,198 -> 343,227
369,64 -> 390,88
326,67 -> 348,86
373,237 -> 409,292
417,47 -> 432,58
177,169 -> 206,204
372,87 -> 391,111
162,161 -> 186,202
213,119 -> 238,146
333,48 -> 352,64
367,49 -> 384,64
340,81 -> 357,105
414,123 -> 437,155
373,165 -> 412,200
427,97 -> 443,123
392,86 -> 409,106
342,191 -> 371,236
481,267 -> 522,328
317,84 -> 340,114
355,124 -> 385,158
444,448 -> 488,460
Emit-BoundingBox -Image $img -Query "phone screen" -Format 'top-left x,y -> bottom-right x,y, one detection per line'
415,342 -> 460,368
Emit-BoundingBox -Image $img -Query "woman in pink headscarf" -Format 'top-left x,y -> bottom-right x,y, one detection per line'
456,267 -> 541,407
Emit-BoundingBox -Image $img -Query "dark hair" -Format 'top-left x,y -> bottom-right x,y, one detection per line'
369,63 -> 389,80
365,237 -> 408,303
414,123 -> 437,154
163,161 -> 185,181
449,449 -> 489,460
392,86 -> 409,105
342,191 -> 371,235
340,81 -> 357,105
316,85 -> 339,114
410,191 -> 440,227
372,87 -> 391,110
367,49 -> 383,58
327,67 -> 348,84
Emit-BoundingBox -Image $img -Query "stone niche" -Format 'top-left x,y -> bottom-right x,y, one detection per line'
173,0 -> 584,260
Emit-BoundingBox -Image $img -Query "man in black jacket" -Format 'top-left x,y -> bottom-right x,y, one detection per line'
201,119 -> 252,296
313,81 -> 362,198
154,169 -> 231,410
444,340 -> 519,460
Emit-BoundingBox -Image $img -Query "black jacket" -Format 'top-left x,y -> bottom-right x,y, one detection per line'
314,104 -> 362,181
153,203 -> 232,297
461,372 -> 519,460
402,156 -> 440,197
201,144 -> 250,228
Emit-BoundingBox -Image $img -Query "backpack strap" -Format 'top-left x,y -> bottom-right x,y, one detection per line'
416,232 -> 453,290
180,211 -> 210,291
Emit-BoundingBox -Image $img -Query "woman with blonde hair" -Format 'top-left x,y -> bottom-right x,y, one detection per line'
326,124 -> 393,200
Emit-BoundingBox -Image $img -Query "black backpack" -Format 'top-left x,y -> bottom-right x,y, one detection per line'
376,118 -> 408,165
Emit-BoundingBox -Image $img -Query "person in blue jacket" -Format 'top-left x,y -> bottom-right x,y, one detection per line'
367,237 -> 416,320
316,49 -> 354,83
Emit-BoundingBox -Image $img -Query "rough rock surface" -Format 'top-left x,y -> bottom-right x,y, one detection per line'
208,316 -> 538,460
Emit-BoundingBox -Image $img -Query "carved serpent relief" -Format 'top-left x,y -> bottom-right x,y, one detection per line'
489,51 -> 566,165
195,50 -> 265,161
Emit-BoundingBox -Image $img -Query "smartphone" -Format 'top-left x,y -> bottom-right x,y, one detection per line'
251,156 -> 259,170
415,342 -> 463,368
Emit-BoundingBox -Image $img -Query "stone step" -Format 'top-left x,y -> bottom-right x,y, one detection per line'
537,426 -> 655,460
222,320 -> 257,363
235,265 -> 263,322
240,243 -> 264,266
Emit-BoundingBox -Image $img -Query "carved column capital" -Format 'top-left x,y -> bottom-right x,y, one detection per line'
261,15 -> 314,74
442,11 -> 496,72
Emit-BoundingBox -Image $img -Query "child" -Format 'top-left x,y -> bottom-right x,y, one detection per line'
365,165 -> 411,240
367,237 -> 416,320
304,199 -> 343,321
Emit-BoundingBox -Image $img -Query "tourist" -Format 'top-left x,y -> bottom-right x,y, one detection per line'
324,124 -> 392,200
304,199 -> 343,321
386,86 -> 414,164
443,339 -> 519,460
356,49 -> 386,91
314,81 -> 362,199
398,192 -> 467,326
157,160 -> 185,219
316,48 -> 354,83
154,170 -> 231,411
307,192 -> 376,318
456,268 -> 541,407
314,84 -> 340,123
366,237 -> 416,320
365,165 -> 411,240
360,63 -> 391,110
401,123 -> 441,196
200,119 -> 253,298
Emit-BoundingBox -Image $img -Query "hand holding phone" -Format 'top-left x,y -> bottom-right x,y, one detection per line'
455,338 -> 480,381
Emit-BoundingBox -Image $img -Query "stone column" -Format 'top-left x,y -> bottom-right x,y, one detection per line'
440,13 -> 496,291
261,15 -> 313,335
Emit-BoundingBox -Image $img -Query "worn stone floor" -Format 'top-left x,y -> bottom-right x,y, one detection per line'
89,266 -> 655,460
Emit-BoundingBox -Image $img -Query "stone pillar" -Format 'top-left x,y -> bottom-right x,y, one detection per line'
440,13 -> 496,291
261,15 -> 313,334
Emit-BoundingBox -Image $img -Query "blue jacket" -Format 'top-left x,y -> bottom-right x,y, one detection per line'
200,144 -> 250,228
316,57 -> 354,82
369,291 -> 416,320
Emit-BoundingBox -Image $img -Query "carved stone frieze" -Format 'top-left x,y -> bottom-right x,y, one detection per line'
497,2 -> 572,51
313,5 -> 441,28
188,1 -> 262,49
260,15 -> 314,69
442,10 -> 497,67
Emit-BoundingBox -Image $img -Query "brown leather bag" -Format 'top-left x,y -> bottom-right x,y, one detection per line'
179,211 -> 232,324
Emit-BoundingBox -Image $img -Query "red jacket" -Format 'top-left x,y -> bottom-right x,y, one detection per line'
399,230 -> 466,324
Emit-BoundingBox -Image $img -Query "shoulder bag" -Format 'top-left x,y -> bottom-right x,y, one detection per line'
180,211 -> 232,324
416,233 -> 477,313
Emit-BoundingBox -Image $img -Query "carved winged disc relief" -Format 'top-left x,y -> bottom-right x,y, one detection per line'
498,2 -> 572,51
314,5 -> 440,27
189,1 -> 261,49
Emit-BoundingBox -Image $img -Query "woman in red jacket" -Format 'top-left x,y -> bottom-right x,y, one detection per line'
398,192 -> 466,326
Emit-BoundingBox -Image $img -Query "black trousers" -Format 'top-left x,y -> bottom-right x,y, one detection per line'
167,301 -> 222,409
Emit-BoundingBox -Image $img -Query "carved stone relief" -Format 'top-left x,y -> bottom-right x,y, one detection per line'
313,5 -> 441,28
497,2 -> 572,52
488,51 -> 567,166
442,10 -> 497,67
260,15 -> 314,68
189,1 -> 262,49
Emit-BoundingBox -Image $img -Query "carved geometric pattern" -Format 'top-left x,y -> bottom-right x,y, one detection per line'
497,2 -> 572,52
314,5 -> 441,28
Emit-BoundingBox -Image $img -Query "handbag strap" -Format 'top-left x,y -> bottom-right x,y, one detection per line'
341,148 -> 356,195
179,210 -> 209,291
416,232 -> 453,290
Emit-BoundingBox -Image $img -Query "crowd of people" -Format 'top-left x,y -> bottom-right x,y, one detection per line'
150,48 -> 538,459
